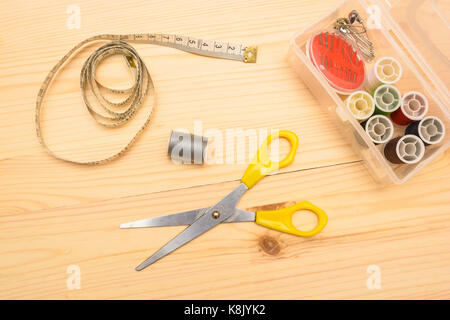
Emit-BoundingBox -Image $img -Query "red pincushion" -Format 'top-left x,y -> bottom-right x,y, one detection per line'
308,32 -> 365,93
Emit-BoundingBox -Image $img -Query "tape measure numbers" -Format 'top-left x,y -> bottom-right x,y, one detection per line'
36,33 -> 257,165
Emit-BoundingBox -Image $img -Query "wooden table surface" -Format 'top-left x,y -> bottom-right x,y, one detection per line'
1,0 -> 449,299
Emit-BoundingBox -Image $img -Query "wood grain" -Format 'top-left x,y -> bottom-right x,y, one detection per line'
0,0 -> 449,299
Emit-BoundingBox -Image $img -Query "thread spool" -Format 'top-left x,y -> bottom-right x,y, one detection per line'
384,135 -> 425,164
390,91 -> 428,125
366,57 -> 402,90
372,84 -> 401,115
361,115 -> 394,145
168,131 -> 208,164
405,116 -> 445,146
346,91 -> 375,121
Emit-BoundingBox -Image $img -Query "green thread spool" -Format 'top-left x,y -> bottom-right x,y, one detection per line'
372,84 -> 401,115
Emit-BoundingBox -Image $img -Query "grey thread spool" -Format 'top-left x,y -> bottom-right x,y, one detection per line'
384,135 -> 425,164
405,116 -> 445,146
360,115 -> 394,145
168,131 -> 208,164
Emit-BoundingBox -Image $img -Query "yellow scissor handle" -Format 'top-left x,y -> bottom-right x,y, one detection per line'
241,130 -> 299,189
255,201 -> 327,237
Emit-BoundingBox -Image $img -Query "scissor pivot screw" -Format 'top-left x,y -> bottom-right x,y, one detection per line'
212,211 -> 220,219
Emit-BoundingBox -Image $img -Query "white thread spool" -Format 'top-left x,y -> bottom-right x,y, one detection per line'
366,57 -> 402,91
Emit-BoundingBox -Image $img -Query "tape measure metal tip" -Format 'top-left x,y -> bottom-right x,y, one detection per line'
244,46 -> 258,63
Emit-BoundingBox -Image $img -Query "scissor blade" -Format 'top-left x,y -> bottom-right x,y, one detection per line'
120,207 -> 255,228
226,208 -> 255,223
135,183 -> 249,271
120,208 -> 208,228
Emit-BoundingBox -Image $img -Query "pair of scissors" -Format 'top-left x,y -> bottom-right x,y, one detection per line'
121,130 -> 327,271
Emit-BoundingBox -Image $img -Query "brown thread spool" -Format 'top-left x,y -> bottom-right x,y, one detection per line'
384,135 -> 425,164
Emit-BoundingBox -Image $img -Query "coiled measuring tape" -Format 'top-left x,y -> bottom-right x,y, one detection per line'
36,33 -> 257,165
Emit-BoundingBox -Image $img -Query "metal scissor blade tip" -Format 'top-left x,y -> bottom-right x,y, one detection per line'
136,257 -> 158,271
135,264 -> 145,271
120,221 -> 144,228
